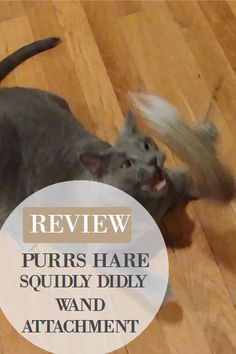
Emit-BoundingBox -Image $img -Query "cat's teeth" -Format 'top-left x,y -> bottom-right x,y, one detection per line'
155,179 -> 167,191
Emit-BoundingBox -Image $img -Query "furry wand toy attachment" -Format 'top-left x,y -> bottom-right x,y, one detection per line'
131,92 -> 235,201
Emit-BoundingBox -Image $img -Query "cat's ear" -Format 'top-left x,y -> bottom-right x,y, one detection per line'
117,110 -> 137,143
123,110 -> 137,135
79,152 -> 111,175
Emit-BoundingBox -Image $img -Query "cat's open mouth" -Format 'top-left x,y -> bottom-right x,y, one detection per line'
141,172 -> 167,192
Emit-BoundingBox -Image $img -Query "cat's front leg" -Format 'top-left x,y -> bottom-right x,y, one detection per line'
165,168 -> 199,203
141,169 -> 199,221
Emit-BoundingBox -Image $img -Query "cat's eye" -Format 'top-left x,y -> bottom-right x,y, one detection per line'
121,159 -> 134,168
143,140 -> 152,151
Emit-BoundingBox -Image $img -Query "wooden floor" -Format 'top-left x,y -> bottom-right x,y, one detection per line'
0,1 -> 236,353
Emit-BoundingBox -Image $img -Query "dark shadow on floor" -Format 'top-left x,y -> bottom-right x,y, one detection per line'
156,300 -> 183,323
158,202 -> 195,249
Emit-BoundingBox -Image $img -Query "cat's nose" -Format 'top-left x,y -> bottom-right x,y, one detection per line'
149,153 -> 166,169
149,157 -> 158,167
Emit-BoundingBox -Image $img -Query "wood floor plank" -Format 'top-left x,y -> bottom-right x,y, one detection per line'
199,1 -> 236,73
114,0 -> 141,17
227,1 -> 236,17
141,1 -> 212,119
127,318 -> 171,354
0,312 -> 46,354
170,1 -> 236,146
0,19 -> 17,88
23,0 -> 95,133
159,247 -> 213,354
53,0 -> 123,143
0,1 -> 24,22
81,1 -> 142,112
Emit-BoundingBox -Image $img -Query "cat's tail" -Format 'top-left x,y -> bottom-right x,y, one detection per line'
131,92 -> 235,201
0,37 -> 61,81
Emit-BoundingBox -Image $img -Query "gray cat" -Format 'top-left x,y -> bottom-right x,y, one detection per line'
0,37 -> 216,226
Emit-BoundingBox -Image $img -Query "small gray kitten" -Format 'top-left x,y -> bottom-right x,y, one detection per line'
0,37 -> 218,226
